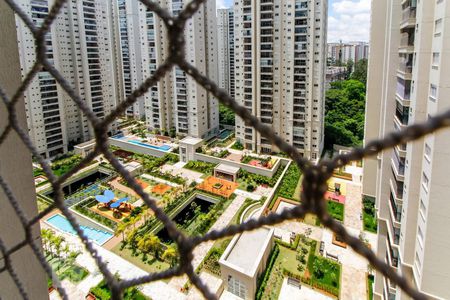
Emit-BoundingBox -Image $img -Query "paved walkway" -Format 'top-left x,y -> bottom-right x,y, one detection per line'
141,173 -> 182,188
161,163 -> 204,184
168,195 -> 247,290
278,278 -> 333,300
340,265 -> 367,300
274,220 -> 324,241
234,189 -> 262,201
344,182 -> 363,230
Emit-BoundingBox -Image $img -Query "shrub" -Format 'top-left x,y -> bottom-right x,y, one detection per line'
246,183 -> 256,192
231,140 -> 244,150
255,244 -> 280,300
277,164 -> 301,199
184,161 -> 217,174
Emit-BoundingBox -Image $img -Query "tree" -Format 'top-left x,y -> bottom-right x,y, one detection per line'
219,104 -> 235,126
346,59 -> 354,79
115,222 -> 129,242
147,234 -> 162,259
324,79 -> 366,149
351,59 -> 368,85
162,246 -> 178,267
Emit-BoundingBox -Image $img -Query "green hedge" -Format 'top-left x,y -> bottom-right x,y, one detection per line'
184,161 -> 217,174
256,244 -> 280,300
327,201 -> 344,221
278,164 -> 301,199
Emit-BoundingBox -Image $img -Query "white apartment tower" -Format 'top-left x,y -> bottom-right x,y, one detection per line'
217,8 -> 235,98
113,0 -> 219,139
234,0 -> 327,159
15,0 -> 118,158
363,0 -> 450,299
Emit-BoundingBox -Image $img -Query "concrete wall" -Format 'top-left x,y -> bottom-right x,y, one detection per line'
0,5 -> 48,298
194,153 -> 282,178
109,137 -> 172,158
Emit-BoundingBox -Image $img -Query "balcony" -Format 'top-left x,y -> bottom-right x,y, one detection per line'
399,32 -> 414,53
386,240 -> 399,268
391,154 -> 405,181
400,6 -> 416,29
389,192 -> 402,223
397,62 -> 413,80
390,178 -> 404,201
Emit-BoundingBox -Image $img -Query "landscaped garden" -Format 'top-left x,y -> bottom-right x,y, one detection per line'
367,274 -> 374,300
51,154 -> 84,177
237,163 -> 286,192
277,164 -> 301,200
362,195 -> 377,233
184,160 -> 217,175
90,279 -> 149,300
327,200 -> 344,222
257,235 -> 341,299
42,229 -> 89,285
113,187 -> 235,272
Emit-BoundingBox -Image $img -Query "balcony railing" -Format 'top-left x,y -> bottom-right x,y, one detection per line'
402,7 -> 416,23
390,192 -> 402,223
395,108 -> 409,126
398,62 -> 413,75
392,154 -> 405,176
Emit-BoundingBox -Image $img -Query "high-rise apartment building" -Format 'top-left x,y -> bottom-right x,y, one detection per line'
113,0 -> 219,139
363,1 -> 450,299
15,0 -> 118,158
327,41 -> 369,65
217,8 -> 235,98
234,0 -> 327,159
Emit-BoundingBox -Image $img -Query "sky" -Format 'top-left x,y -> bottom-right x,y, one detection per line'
216,0 -> 371,43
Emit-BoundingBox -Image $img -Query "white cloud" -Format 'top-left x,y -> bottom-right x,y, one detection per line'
328,0 -> 371,43
216,0 -> 228,9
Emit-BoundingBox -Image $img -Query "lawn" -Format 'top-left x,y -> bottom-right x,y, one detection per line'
327,200 -> 344,221
51,154 -> 83,177
368,274 -> 374,300
311,255 -> 341,291
258,238 -> 312,299
111,243 -> 170,274
363,196 -> 377,233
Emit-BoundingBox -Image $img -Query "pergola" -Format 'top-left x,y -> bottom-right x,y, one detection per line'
214,163 -> 240,182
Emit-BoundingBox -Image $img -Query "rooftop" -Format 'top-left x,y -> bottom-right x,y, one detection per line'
214,163 -> 240,175
179,136 -> 204,146
221,227 -> 274,277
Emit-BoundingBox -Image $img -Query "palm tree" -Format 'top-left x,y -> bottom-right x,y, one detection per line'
115,222 -> 128,242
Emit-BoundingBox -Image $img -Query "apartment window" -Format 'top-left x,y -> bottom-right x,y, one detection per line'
429,84 -> 437,101
419,198 -> 426,221
422,172 -> 429,193
417,226 -> 424,246
424,143 -> 431,162
432,52 -> 440,68
434,19 -> 442,36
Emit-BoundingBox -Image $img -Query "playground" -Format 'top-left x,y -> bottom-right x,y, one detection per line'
196,176 -> 238,198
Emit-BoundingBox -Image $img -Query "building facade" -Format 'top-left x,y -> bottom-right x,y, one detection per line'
113,0 -> 220,139
234,0 -> 327,160
327,41 -> 369,65
217,8 -> 235,98
15,0 -> 118,158
362,0 -> 450,299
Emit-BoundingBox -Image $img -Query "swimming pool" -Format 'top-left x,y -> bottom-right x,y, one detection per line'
46,214 -> 113,245
128,140 -> 171,151
218,129 -> 232,140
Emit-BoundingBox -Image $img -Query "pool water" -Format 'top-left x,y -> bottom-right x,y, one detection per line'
128,140 -> 171,151
46,214 -> 113,245
218,130 -> 232,140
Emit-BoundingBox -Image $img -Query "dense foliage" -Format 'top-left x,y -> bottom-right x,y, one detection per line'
219,103 -> 235,126
327,200 -> 344,221
363,196 -> 377,233
351,59 -> 368,85
90,280 -> 149,300
255,244 -> 280,300
184,161 -> 217,174
238,163 -> 285,188
325,79 -> 366,149
277,164 -> 301,200
51,154 -> 83,176
231,140 -> 244,150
